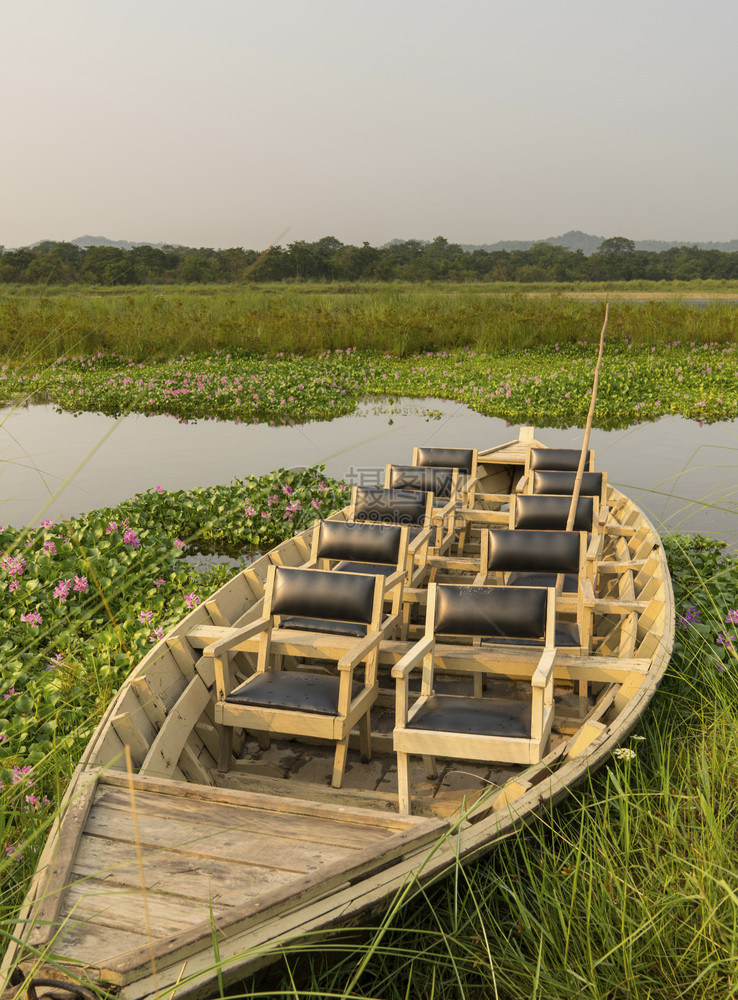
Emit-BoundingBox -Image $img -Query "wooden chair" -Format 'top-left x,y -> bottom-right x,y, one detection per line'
348,486 -> 434,589
412,446 -> 480,507
523,468 -> 608,507
393,582 -> 556,814
509,493 -> 598,533
474,528 -> 593,651
206,565 -> 388,788
303,518 -> 409,632
524,447 -> 595,477
384,464 -> 458,554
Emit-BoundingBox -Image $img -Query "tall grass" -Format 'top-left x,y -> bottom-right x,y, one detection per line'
1,285 -> 737,361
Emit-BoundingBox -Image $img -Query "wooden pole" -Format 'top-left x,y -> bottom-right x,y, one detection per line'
566,302 -> 609,532
556,303 -> 609,598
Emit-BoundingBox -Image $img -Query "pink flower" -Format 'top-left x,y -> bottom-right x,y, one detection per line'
123,528 -> 140,549
106,521 -> 118,534
138,610 -> 155,624
40,520 -> 55,529
726,609 -> 738,625
311,498 -> 322,510
184,593 -> 199,608
43,541 -> 56,556
73,576 -> 88,593
53,579 -> 72,603
174,538 -> 185,549
153,577 -> 165,587
282,484 -> 293,496
154,485 -> 165,493
20,611 -> 42,628
149,627 -> 165,643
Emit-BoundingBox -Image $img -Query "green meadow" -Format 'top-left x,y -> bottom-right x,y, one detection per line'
1,284 -> 737,998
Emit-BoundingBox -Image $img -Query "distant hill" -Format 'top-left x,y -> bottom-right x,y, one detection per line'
13,231 -> 738,256
460,230 -> 738,256
70,235 -> 175,250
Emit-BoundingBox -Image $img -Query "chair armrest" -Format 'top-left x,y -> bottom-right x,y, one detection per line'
586,534 -> 602,561
598,505 -> 610,526
531,647 -> 556,689
516,472 -> 529,493
391,635 -> 435,679
383,568 -> 406,592
337,630 -> 384,672
408,525 -> 434,554
581,577 -> 596,606
204,617 -> 271,657
432,497 -> 456,522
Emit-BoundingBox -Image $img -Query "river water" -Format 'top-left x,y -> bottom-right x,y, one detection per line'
1,398 -> 736,547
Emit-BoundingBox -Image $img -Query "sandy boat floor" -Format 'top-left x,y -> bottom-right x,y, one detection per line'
214,675 -> 581,818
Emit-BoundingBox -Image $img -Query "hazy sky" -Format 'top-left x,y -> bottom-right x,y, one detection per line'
3,0 -> 737,250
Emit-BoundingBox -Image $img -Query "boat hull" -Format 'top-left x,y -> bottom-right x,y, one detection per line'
1,439 -> 675,1000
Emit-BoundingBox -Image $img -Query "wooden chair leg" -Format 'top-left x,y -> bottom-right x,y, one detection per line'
397,752 -> 412,814
218,726 -> 233,772
422,755 -> 438,780
332,737 -> 350,788
578,679 -> 588,717
359,713 -> 372,763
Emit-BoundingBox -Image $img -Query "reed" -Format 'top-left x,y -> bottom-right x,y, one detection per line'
1,285 -> 737,361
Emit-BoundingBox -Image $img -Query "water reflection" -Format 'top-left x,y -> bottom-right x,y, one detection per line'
1,398 -> 736,547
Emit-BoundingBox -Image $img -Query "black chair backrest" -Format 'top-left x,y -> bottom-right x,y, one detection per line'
515,494 -> 594,532
271,567 -> 375,625
353,486 -> 427,526
487,529 -> 581,574
530,448 -> 592,472
434,584 -> 548,641
316,520 -> 402,565
415,446 -> 475,474
388,465 -> 454,499
532,470 -> 603,498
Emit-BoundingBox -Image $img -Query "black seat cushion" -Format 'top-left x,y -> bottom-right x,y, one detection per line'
487,529 -> 581,574
316,520 -> 402,565
515,494 -> 594,532
388,465 -> 454,499
227,671 -> 360,715
353,487 -> 428,526
334,560 -> 396,576
407,695 -> 530,739
532,470 -> 603,498
507,570 -> 578,593
278,616 -> 368,638
415,447 -> 475,473
435,584 -> 548,641
530,448 -> 592,472
271,566 -> 374,628
479,619 -> 579,646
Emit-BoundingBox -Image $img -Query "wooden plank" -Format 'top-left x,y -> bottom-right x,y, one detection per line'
100,771 -> 427,831
140,674 -> 211,778
72,833 -> 296,905
82,804 -> 360,873
60,877 -> 219,938
178,741 -> 215,785
165,635 -> 199,678
130,677 -> 168,728
566,721 -> 606,758
93,785 -> 393,852
110,714 -> 151,769
491,780 -> 532,811
27,774 -> 101,947
207,574 -> 252,623
51,920 -> 152,965
102,816 -> 447,980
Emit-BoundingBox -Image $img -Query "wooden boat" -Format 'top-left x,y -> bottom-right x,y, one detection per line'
1,430 -> 675,1000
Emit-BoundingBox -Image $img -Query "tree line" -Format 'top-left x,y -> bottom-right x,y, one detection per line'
2,235 -> 738,285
